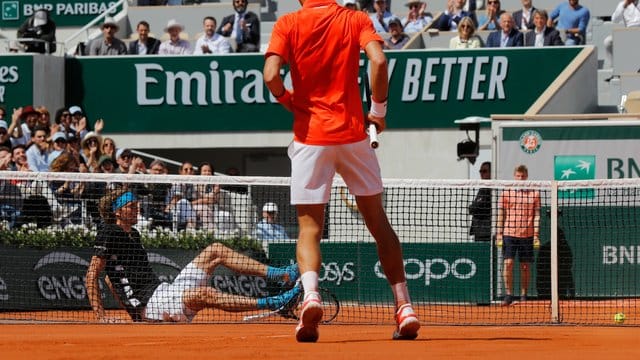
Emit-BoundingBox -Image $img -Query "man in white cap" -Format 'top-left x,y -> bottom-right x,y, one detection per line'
87,17 -> 128,55
17,9 -> 56,53
253,202 -> 290,241
159,19 -> 192,55
343,0 -> 358,10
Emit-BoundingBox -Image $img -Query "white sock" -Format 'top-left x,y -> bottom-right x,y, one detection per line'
392,282 -> 411,308
300,271 -> 319,300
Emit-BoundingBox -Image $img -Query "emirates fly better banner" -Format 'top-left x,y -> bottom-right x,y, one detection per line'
65,47 -> 582,134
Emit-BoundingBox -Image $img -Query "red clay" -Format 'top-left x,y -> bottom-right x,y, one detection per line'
1,324 -> 638,360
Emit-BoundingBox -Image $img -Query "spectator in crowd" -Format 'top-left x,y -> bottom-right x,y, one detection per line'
97,154 -> 117,174
80,131 -> 103,173
548,0 -> 590,45
13,105 -> 41,147
221,166 -> 248,194
0,147 -> 22,228
513,0 -> 537,31
25,125 -> 53,172
166,186 -> 198,231
2,109 -> 21,149
343,0 -> 359,10
194,16 -> 232,55
485,13 -> 523,47
253,202 -> 290,241
0,120 -> 11,149
604,1 -> 640,68
146,159 -> 173,229
128,20 -> 161,55
101,137 -> 117,161
370,0 -> 397,33
435,0 -> 474,31
49,152 -> 81,188
384,18 -> 410,49
17,9 -> 56,54
53,108 -> 72,136
36,106 -> 51,129
217,0 -> 261,52
469,161 -> 491,241
159,19 -> 192,55
0,146 -> 11,171
401,0 -> 433,33
176,161 -> 197,201
524,10 -> 563,47
114,148 -> 140,174
10,145 -> 29,172
449,16 -> 483,48
496,164 -> 540,306
87,17 -> 128,55
85,188 -> 301,324
192,162 -> 221,231
477,0 -> 504,31
51,132 -> 69,154
68,106 -> 89,141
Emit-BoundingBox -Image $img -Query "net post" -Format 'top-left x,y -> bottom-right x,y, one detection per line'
550,181 -> 560,323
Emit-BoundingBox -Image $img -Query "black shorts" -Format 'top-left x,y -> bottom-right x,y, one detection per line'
503,236 -> 534,263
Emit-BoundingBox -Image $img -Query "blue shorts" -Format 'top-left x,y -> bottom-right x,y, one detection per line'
503,236 -> 534,263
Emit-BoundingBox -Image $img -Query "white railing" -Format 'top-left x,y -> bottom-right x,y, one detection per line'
0,38 -> 60,55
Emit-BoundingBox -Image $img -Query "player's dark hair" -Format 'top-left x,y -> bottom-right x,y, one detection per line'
99,188 -> 128,224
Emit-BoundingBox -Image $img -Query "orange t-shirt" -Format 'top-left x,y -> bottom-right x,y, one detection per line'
499,189 -> 541,238
265,0 -> 383,145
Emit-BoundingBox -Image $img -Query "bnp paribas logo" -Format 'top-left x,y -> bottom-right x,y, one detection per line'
1,1 -> 19,20
554,155 -> 595,198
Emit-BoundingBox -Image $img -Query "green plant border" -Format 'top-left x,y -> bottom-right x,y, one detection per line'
0,223 -> 263,252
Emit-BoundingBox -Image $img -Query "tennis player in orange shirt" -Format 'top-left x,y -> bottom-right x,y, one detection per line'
263,0 -> 420,343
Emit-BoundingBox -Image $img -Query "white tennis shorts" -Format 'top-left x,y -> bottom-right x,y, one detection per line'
288,138 -> 383,204
145,262 -> 208,322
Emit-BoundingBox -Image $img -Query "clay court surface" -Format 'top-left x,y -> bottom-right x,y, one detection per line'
1,323 -> 638,359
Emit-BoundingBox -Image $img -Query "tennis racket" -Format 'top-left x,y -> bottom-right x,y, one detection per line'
364,72 -> 379,149
243,287 -> 340,324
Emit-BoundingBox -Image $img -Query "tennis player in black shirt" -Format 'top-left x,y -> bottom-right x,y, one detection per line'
86,188 -> 300,323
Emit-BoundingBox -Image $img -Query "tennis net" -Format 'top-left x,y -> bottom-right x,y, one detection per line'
0,171 -> 637,326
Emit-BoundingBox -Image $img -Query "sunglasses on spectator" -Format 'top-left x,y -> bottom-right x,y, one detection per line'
103,24 -> 116,29
409,4 -> 420,8
488,0 -> 499,4
103,142 -> 114,147
460,24 -> 470,29
183,167 -> 194,172
62,113 -> 71,117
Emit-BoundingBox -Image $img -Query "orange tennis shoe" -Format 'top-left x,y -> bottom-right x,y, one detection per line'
295,295 -> 323,343
392,303 -> 420,340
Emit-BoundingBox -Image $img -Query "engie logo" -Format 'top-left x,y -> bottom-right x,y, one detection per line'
33,251 -> 182,301
374,258 -> 477,286
555,155 -> 595,199
1,1 -> 19,20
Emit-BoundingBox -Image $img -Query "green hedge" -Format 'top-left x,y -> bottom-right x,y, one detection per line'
0,223 -> 263,252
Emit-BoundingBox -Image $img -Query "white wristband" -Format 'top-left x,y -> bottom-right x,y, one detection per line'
370,99 -> 387,118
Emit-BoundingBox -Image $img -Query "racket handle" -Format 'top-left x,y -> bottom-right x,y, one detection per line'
368,123 -> 379,149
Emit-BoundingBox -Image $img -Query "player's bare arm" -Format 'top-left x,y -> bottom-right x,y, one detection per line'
86,255 -> 107,321
263,55 -> 293,112
364,40 -> 388,133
